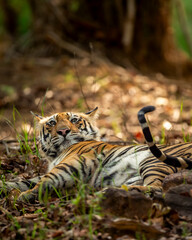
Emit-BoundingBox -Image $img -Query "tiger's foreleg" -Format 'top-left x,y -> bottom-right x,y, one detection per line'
17,160 -> 86,202
0,176 -> 43,194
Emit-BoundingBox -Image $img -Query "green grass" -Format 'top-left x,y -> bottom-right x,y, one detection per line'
12,106 -> 39,158
172,0 -> 192,57
8,0 -> 32,35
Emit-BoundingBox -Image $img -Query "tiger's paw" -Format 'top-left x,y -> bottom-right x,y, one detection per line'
121,185 -> 153,193
17,190 -> 37,203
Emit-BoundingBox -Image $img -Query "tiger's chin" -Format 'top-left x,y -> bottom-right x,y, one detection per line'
59,136 -> 86,150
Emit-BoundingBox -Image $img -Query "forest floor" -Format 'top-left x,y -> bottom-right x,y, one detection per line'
1,50 -> 192,239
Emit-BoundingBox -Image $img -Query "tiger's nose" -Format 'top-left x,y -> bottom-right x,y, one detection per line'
57,129 -> 71,137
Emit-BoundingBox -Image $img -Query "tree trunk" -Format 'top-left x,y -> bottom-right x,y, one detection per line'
130,0 -> 176,72
0,0 -> 18,36
3,0 -> 191,75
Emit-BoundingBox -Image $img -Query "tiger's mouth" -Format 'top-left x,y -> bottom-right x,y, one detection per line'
56,131 -> 85,146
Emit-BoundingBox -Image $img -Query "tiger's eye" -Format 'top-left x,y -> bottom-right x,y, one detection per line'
47,120 -> 56,126
71,118 -> 79,124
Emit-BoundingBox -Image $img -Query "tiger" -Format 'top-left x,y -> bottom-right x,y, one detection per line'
0,106 -> 151,202
138,105 -> 192,170
1,106 -> 191,202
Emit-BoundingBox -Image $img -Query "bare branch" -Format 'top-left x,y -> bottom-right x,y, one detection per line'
122,0 -> 136,51
73,58 -> 90,110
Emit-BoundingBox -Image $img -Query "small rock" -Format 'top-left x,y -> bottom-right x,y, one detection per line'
163,171 -> 192,192
165,184 -> 192,218
101,187 -> 152,219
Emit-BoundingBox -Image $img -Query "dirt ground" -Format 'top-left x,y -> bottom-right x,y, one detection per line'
1,52 -> 192,239
1,54 -> 192,144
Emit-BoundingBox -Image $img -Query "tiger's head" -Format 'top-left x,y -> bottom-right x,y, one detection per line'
32,107 -> 100,160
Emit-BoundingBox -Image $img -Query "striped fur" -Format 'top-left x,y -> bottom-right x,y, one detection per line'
138,106 -> 192,170
0,108 -> 100,197
3,140 -> 156,202
2,106 -> 192,202
118,106 -> 192,193
17,141 -> 154,202
1,107 -> 156,202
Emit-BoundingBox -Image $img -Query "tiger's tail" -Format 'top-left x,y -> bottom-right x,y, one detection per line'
138,106 -> 192,169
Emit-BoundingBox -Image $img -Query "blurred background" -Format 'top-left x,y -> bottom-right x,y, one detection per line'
0,0 -> 192,144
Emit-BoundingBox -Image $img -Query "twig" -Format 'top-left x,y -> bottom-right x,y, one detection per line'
2,141 -> 10,155
0,139 -> 34,144
47,31 -> 90,59
47,31 -> 115,67
48,31 -> 137,75
46,0 -> 70,30
73,58 -> 90,110
122,0 -> 136,51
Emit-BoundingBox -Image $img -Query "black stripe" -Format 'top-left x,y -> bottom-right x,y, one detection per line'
41,145 -> 47,153
81,148 -> 92,154
142,168 -> 170,177
64,163 -> 79,177
58,174 -> 66,187
103,172 -> 116,183
140,158 -> 161,168
94,143 -> 107,158
54,144 -> 60,150
135,146 -> 149,152
58,173 -> 65,182
43,126 -> 49,141
143,173 -> 165,182
164,155 -> 192,169
15,182 -> 20,187
88,121 -> 94,133
146,178 -> 163,185
83,120 -> 88,133
140,161 -> 178,175
56,165 -> 71,175
21,180 -> 36,189
77,158 -> 86,177
68,141 -> 93,155
143,127 -> 153,142
44,174 -> 55,182
102,150 -> 117,166
138,112 -> 146,124
88,168 -> 92,178
149,145 -> 163,158
100,144 -> 107,154
74,137 -> 85,142
164,156 -> 182,167
138,106 -> 155,124
77,144 -> 89,154
164,147 -> 187,155
49,172 -> 59,181
48,151 -> 57,158
94,143 -> 106,152
116,147 -> 133,158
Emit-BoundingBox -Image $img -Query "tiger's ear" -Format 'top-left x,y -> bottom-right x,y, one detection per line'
85,107 -> 99,119
30,111 -> 43,121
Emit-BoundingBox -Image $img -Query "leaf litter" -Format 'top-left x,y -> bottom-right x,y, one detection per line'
0,55 -> 192,239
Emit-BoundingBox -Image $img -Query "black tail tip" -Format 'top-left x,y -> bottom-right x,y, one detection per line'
138,106 -> 156,117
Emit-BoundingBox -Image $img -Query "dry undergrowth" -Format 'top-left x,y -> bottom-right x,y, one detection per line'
1,56 -> 192,239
